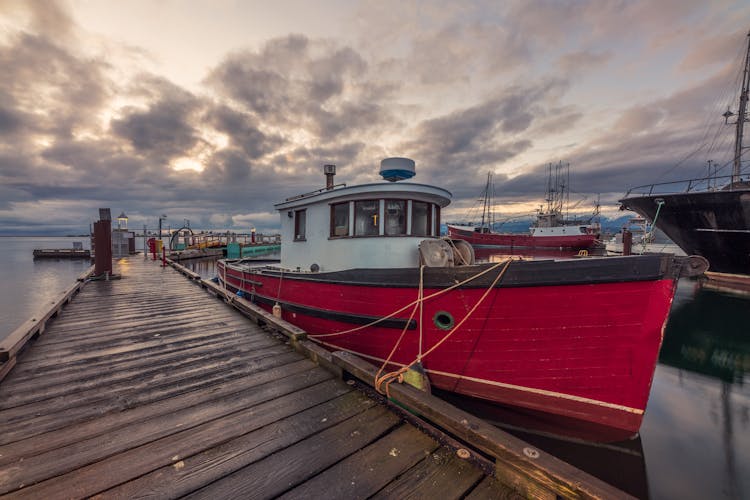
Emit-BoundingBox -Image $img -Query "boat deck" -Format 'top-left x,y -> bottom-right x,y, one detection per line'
0,257 -> 515,498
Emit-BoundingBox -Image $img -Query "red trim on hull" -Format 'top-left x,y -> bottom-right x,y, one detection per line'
448,226 -> 599,249
219,262 -> 674,437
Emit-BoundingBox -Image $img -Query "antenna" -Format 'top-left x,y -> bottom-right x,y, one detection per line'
723,30 -> 750,184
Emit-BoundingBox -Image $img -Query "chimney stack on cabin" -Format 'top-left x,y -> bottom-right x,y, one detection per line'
324,164 -> 336,189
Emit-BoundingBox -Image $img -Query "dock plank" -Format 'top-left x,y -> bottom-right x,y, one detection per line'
0,351 -> 304,445
371,446 -> 486,499
275,423 -> 440,499
0,359 -> 318,465
99,395 -> 393,499
1,379 -> 350,497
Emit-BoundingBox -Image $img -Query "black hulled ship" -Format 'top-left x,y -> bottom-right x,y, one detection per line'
620,31 -> 750,276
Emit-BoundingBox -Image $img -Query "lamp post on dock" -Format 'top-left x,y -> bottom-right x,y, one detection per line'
158,214 -> 167,240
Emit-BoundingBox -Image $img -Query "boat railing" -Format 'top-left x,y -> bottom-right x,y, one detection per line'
623,172 -> 749,197
283,183 -> 347,202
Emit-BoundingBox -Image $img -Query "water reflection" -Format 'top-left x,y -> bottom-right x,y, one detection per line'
0,237 -> 93,340
661,286 -> 750,383
642,284 -> 750,500
179,252 -> 280,279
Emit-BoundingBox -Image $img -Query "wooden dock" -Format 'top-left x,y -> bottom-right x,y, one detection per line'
32,248 -> 91,259
0,257 -> 630,499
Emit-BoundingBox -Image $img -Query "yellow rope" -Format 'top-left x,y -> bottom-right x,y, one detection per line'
374,259 -> 512,397
307,259 -> 510,339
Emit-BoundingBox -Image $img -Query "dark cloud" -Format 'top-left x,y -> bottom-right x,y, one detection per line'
110,76 -> 202,163
206,35 -> 393,143
400,79 -> 569,189
205,105 -> 285,160
0,32 -> 111,138
0,105 -> 26,135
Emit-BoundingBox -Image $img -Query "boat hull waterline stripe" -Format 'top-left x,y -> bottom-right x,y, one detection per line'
227,285 -> 417,330
316,339 -> 644,415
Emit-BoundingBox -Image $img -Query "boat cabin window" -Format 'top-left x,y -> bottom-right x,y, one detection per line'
294,209 -> 306,241
330,202 -> 350,237
354,200 -> 379,236
328,198 -> 440,238
384,200 -> 407,235
411,201 -> 432,236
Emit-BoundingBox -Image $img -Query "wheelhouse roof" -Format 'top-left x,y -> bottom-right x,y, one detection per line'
274,181 -> 452,211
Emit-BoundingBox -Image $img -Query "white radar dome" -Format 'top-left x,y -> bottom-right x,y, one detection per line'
380,157 -> 416,182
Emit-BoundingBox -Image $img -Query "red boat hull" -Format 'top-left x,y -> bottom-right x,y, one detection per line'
448,225 -> 599,249
219,257 -> 678,440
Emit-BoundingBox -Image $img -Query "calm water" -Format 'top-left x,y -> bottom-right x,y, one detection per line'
0,237 -> 93,339
1,238 -> 748,499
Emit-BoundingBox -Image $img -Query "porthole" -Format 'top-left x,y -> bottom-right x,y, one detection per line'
433,311 -> 454,330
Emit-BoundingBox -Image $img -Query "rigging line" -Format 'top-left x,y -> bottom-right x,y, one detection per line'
306,259 -> 510,339
700,43 -> 747,154
655,42 -> 747,182
374,259 -> 513,398
418,264 -> 424,360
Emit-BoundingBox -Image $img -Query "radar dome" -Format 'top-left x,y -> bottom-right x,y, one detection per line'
380,157 -> 415,182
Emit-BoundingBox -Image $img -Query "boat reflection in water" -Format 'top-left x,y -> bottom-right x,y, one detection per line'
459,249 -> 750,499
642,282 -> 750,500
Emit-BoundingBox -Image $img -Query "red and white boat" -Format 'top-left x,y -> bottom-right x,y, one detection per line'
446,222 -> 600,250
218,158 -> 705,441
448,165 -> 601,250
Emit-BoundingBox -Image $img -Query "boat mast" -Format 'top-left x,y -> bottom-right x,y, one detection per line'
480,171 -> 491,231
731,30 -> 750,184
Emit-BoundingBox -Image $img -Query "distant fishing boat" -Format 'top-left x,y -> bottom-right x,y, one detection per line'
448,163 -> 601,251
620,30 -> 750,276
218,158 -> 706,441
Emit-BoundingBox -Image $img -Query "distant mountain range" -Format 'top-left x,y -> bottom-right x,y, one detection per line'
443,214 -> 669,239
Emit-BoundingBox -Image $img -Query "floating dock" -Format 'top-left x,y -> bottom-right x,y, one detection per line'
0,257 -> 630,499
32,249 -> 91,259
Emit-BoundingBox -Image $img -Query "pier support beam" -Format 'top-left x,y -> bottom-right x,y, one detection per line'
94,209 -> 113,277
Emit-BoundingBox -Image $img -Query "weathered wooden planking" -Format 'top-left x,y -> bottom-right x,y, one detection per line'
4,328 -> 267,382
370,446 -> 487,499
0,342 -> 291,412
276,423 -> 440,499
0,359 -> 319,465
0,348 -> 304,442
4,381 -> 354,498
465,477 -> 527,500
8,319 -> 259,371
331,350 -> 632,500
0,327 -> 278,393
98,396 -> 394,499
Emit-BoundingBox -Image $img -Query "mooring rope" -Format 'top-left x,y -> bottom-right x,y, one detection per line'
373,259 -> 512,398
306,259 -> 510,339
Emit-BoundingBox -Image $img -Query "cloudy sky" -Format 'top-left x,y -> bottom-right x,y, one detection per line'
1,0 -> 748,234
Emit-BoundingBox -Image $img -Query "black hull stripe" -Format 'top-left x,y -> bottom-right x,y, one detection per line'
226,254 -> 679,289
224,282 -> 417,330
